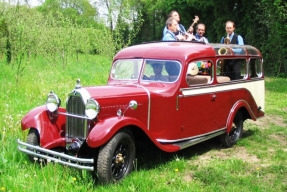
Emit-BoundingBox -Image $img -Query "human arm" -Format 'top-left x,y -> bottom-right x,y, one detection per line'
163,33 -> 177,41
237,35 -> 244,45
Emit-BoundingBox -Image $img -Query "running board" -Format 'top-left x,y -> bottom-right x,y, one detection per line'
171,130 -> 225,150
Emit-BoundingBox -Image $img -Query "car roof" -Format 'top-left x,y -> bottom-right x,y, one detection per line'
114,42 -> 262,62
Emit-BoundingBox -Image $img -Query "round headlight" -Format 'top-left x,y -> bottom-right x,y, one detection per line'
46,91 -> 60,112
85,99 -> 100,119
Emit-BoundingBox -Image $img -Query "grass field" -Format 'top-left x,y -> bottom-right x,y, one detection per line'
0,55 -> 286,192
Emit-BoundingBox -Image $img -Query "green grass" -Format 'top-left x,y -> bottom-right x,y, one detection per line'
0,57 -> 287,191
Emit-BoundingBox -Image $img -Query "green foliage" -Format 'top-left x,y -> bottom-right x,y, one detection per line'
0,2 -> 115,74
0,53 -> 286,191
134,0 -> 287,77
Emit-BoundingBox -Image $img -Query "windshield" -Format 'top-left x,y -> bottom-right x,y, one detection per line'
142,60 -> 181,82
110,59 -> 181,83
111,59 -> 143,80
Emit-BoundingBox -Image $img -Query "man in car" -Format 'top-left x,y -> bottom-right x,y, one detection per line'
149,63 -> 169,81
162,17 -> 185,41
195,23 -> 209,43
220,21 -> 244,45
163,17 -> 194,41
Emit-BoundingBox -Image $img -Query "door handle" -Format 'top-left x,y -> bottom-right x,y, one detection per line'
211,94 -> 216,101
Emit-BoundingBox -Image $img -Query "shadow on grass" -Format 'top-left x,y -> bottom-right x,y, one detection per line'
135,129 -> 255,171
135,138 -> 219,171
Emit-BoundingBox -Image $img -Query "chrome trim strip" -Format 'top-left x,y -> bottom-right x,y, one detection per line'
58,111 -> 90,120
67,88 -> 91,105
176,130 -> 225,150
157,127 -> 226,143
66,88 -> 91,140
139,85 -> 151,130
17,139 -> 94,171
180,78 -> 264,92
226,99 -> 256,128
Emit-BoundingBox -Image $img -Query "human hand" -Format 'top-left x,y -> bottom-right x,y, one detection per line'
176,34 -> 186,41
187,26 -> 194,33
186,34 -> 195,41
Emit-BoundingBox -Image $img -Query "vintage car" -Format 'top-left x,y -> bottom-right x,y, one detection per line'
17,41 -> 265,183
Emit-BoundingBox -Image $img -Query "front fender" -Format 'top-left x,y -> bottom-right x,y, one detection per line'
21,105 -> 66,148
226,100 -> 256,133
86,117 -> 181,152
86,116 -> 147,148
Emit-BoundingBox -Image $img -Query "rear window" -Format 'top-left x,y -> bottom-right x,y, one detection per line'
249,58 -> 263,78
216,59 -> 247,81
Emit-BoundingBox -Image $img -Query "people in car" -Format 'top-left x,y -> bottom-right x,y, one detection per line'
150,63 -> 169,81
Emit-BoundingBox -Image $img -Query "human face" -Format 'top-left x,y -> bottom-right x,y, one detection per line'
169,19 -> 178,33
225,22 -> 235,35
153,65 -> 163,75
171,11 -> 180,22
196,24 -> 205,37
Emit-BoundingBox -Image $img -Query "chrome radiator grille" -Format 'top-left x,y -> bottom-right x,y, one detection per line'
66,95 -> 86,139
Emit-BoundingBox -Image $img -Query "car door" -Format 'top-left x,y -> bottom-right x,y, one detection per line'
178,60 -> 218,138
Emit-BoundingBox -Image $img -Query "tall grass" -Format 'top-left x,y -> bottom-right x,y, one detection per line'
0,57 -> 286,191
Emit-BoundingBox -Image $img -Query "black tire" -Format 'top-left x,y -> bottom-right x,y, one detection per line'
27,128 -> 40,162
96,131 -> 135,184
220,112 -> 243,147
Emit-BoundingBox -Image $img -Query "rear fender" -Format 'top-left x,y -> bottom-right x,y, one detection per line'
21,105 -> 66,148
226,100 -> 256,133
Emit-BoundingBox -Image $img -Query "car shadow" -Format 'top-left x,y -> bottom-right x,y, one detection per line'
135,137 -> 220,171
135,129 -> 255,171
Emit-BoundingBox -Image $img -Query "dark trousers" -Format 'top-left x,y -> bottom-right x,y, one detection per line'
224,60 -> 242,80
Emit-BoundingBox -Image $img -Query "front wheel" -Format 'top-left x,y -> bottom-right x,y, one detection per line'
220,112 -> 243,147
96,131 -> 135,184
27,128 -> 40,162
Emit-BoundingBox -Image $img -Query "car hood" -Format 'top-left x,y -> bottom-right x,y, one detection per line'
83,84 -> 147,99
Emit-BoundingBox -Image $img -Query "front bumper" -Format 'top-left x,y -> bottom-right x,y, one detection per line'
17,139 -> 94,171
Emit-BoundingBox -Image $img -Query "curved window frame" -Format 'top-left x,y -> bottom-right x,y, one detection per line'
216,58 -> 248,82
110,59 -> 144,80
141,59 -> 182,83
186,60 -> 214,86
249,57 -> 263,78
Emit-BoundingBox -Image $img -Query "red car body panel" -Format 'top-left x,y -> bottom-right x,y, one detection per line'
21,106 -> 66,148
20,42 -> 264,153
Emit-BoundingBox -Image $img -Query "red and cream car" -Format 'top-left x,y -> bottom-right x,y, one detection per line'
18,42 -> 265,183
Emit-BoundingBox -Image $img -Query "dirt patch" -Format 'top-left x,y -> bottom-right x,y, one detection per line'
191,146 -> 260,167
183,172 -> 195,182
249,114 -> 286,128
269,134 -> 287,146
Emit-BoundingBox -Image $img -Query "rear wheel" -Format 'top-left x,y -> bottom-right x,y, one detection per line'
220,112 -> 243,147
96,131 -> 135,184
27,128 -> 40,162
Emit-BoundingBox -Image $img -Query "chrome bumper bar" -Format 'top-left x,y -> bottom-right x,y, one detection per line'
17,139 -> 94,171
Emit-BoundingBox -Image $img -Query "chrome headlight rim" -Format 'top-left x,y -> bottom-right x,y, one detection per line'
85,99 -> 100,120
46,91 -> 60,112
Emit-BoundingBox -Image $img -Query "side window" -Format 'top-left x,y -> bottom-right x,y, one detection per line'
186,60 -> 213,86
142,60 -> 181,82
249,58 -> 263,78
216,59 -> 246,82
